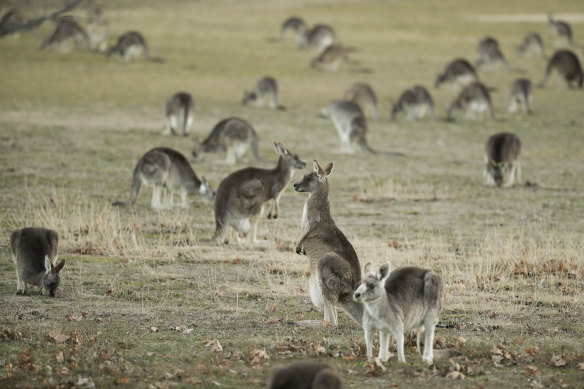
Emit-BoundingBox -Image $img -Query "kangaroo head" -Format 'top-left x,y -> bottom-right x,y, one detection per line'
199,176 -> 216,202
274,142 -> 306,169
487,157 -> 506,187
353,262 -> 391,303
293,160 -> 333,193
434,74 -> 444,89
242,90 -> 256,105
191,137 -> 204,160
42,256 -> 65,297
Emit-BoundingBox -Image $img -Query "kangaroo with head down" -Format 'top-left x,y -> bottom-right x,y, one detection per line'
299,24 -> 337,52
509,78 -> 534,115
548,14 -> 573,46
310,44 -> 349,72
447,81 -> 495,120
475,36 -> 509,71
268,362 -> 344,389
391,85 -> 435,121
294,161 -> 363,327
11,227 -> 65,297
484,132 -> 522,188
164,92 -> 195,137
435,58 -> 478,89
242,77 -> 284,110
343,82 -> 378,120
281,16 -> 306,44
107,31 -> 149,61
41,17 -> 90,52
517,32 -> 544,58
537,49 -> 583,89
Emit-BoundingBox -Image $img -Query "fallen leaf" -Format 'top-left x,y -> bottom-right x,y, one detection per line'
342,354 -> 357,361
524,346 -> 539,355
266,318 -> 280,324
47,328 -> 69,344
76,376 -> 95,388
549,354 -> 567,367
56,351 -> 64,363
578,362 -> 584,370
115,377 -> 130,384
232,258 -> 243,265
446,371 -> 465,380
249,349 -> 269,364
513,337 -> 524,346
314,344 -> 326,356
522,365 -> 541,377
94,317 -> 103,323
150,327 -> 158,333
204,339 -> 223,353
321,320 -> 331,328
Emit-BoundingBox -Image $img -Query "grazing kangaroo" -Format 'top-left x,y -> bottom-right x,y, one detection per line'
0,8 -> 24,38
344,82 -> 378,119
191,117 -> 260,165
484,132 -> 522,188
353,262 -> 444,365
300,24 -> 337,52
115,147 -> 214,209
391,85 -> 435,121
509,78 -> 534,114
447,82 -> 495,120
212,142 -> 305,245
107,31 -> 149,61
294,161 -> 363,327
537,49 -> 583,89
10,227 -> 65,297
435,58 -> 478,89
517,32 -> 545,58
269,362 -> 344,389
164,92 -> 195,136
242,77 -> 284,110
311,44 -> 349,71
548,14 -> 573,46
41,17 -> 89,52
281,16 -> 306,44
475,36 -> 509,70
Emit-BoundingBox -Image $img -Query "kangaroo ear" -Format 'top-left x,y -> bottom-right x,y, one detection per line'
55,259 -> 66,273
363,262 -> 374,276
378,263 -> 391,281
44,255 -> 53,274
274,142 -> 288,156
322,162 -> 333,176
314,160 -> 326,181
313,160 -> 320,174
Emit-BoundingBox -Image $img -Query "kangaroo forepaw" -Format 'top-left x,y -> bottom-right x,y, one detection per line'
295,245 -> 304,255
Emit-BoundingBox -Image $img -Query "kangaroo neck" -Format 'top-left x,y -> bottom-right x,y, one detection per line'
306,182 -> 330,214
272,156 -> 293,184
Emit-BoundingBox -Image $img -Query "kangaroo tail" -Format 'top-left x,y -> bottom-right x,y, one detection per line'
128,164 -> 142,206
423,272 -> 445,310
182,105 -> 189,136
339,295 -> 363,326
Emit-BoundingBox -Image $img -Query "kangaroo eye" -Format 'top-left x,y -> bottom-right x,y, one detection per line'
367,283 -> 375,290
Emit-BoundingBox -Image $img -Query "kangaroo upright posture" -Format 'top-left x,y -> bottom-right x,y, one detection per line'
517,32 -> 544,58
548,14 -> 573,46
447,82 -> 495,120
164,92 -> 195,136
294,161 -> 362,327
300,24 -> 337,52
311,44 -> 349,71
353,263 -> 444,365
107,31 -> 149,61
10,227 -> 65,297
484,132 -> 522,188
537,49 -> 583,89
115,147 -> 214,209
213,143 -> 305,245
41,17 -> 89,52
509,78 -> 534,114
391,85 -> 435,120
191,117 -> 260,165
269,362 -> 344,389
435,58 -> 478,89
242,77 -> 283,110
281,16 -> 306,44
343,82 -> 378,119
475,36 -> 509,70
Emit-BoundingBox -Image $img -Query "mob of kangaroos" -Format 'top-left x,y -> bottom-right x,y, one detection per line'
269,362 -> 344,389
447,81 -> 495,120
343,82 -> 378,119
164,92 -> 195,136
537,49 -> 583,89
242,76 -> 285,110
391,85 -> 435,121
107,31 -> 149,61
484,132 -> 522,188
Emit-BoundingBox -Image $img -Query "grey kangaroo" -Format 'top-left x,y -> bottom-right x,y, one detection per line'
300,24 -> 337,52
537,49 -> 583,89
269,362 -> 344,389
41,17 -> 89,52
164,92 -> 195,136
548,14 -> 573,46
517,32 -> 544,58
242,77 -> 284,110
391,85 -> 435,120
281,16 -> 306,44
475,36 -> 509,70
344,82 -> 378,119
107,31 -> 149,61
509,78 -> 534,114
310,44 -> 349,72
447,81 -> 495,120
484,132 -> 522,188
435,58 -> 478,88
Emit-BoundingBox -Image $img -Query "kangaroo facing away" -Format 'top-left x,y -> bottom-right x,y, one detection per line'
509,78 -> 534,114
191,117 -> 260,165
281,16 -> 306,44
448,81 -> 495,120
484,132 -> 522,188
269,362 -> 344,389
311,44 -> 349,72
435,58 -> 478,89
344,82 -> 378,119
41,17 -> 89,52
548,14 -> 573,46
294,161 -> 362,327
107,31 -> 149,61
242,77 -> 284,110
213,142 -> 305,245
114,147 -> 214,209
10,227 -> 65,297
391,85 -> 435,121
475,36 -> 509,70
354,262 -> 444,365
537,49 -> 583,89
164,92 -> 195,136
300,24 -> 337,52
517,32 -> 544,58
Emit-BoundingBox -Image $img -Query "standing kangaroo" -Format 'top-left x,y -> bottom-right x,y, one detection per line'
537,49 -> 583,89
548,14 -> 573,46
353,263 -> 444,365
343,82 -> 378,119
269,362 -> 344,389
41,17 -> 89,52
212,142 -> 305,245
310,44 -> 349,72
300,24 -> 337,52
509,78 -> 534,115
447,82 -> 495,120
435,58 -> 478,89
164,92 -> 195,137
242,77 -> 284,110
10,227 -> 65,297
281,16 -> 306,44
517,32 -> 544,58
114,147 -> 214,209
294,161 -> 363,327
484,132 -> 522,188
391,85 -> 435,121
475,36 -> 509,70
191,117 -> 260,165
107,31 -> 149,61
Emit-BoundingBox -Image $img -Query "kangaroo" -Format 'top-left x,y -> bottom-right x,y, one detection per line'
269,362 -> 344,389
114,147 -> 214,209
300,24 -> 337,52
10,227 -> 65,297
0,8 -> 24,38
517,32 -> 544,58
242,77 -> 284,110
40,17 -> 89,52
447,81 -> 495,120
311,44 -> 349,72
164,92 -> 195,137
281,16 -> 306,44
537,49 -> 583,89
294,161 -> 363,327
391,85 -> 435,120
212,142 -> 305,245
353,263 -> 444,365
509,78 -> 534,114
343,82 -> 378,119
548,14 -> 573,46
85,0 -> 108,52
107,31 -> 149,61
475,36 -> 509,70
191,117 -> 260,165
435,58 -> 478,89
484,132 -> 522,188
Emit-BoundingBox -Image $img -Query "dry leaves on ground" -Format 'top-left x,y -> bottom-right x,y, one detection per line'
204,339 -> 223,353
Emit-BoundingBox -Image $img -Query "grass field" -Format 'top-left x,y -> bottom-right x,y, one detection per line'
1,0 -> 584,387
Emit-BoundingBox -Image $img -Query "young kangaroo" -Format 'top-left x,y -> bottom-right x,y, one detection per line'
311,44 -> 349,72
435,58 -> 478,89
517,32 -> 544,58
537,49 -> 583,89
447,81 -> 495,120
107,31 -> 149,61
391,85 -> 435,121
475,36 -> 509,70
40,17 -> 89,52
484,132 -> 522,188
281,16 -> 306,44
164,92 -> 195,136
242,77 -> 284,110
294,161 -> 363,327
300,24 -> 337,52
509,78 -> 534,114
212,142 -> 305,245
269,362 -> 344,389
343,82 -> 378,119
548,14 -> 573,46
353,263 -> 444,365
191,117 -> 260,165
10,227 -> 65,297
114,147 -> 214,209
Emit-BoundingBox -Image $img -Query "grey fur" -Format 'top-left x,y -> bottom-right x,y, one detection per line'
164,92 -> 195,136
548,14 -> 573,46
435,58 -> 478,89
242,77 -> 283,110
281,16 -> 306,44
325,101 -> 382,154
475,36 -> 509,70
537,49 -> 583,89
391,85 -> 435,120
311,44 -> 349,72
107,31 -> 149,61
517,32 -> 544,58
447,81 -> 495,120
268,362 -> 344,389
41,16 -> 89,52
509,78 -> 534,115
300,24 -> 337,52
344,82 -> 378,119
484,132 -> 522,188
